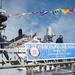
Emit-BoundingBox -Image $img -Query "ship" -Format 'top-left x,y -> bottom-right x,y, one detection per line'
0,0 -> 75,75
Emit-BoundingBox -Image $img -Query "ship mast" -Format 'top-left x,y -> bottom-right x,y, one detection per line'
0,0 -> 3,37
0,0 -> 7,38
0,0 -> 2,9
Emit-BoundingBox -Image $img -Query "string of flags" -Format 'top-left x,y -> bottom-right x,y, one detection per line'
5,8 -> 75,18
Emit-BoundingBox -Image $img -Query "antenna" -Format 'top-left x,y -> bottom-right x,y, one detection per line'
0,0 -> 3,9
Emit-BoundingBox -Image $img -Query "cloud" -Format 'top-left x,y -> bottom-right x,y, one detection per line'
29,15 -> 75,43
50,15 -> 75,43
3,13 -> 75,43
1,0 -> 75,43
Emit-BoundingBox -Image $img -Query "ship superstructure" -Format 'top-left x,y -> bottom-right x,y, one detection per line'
0,26 -> 74,75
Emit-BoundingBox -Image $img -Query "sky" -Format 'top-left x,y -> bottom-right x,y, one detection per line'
1,0 -> 75,43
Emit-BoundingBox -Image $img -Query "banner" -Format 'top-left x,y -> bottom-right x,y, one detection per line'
25,43 -> 75,61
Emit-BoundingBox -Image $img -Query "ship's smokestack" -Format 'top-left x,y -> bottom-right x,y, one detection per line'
18,29 -> 22,36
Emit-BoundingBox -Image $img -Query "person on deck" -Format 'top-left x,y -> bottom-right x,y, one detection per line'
56,35 -> 63,43
0,35 -> 9,60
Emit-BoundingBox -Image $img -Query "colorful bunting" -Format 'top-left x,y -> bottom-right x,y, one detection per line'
22,13 -> 27,15
4,8 -> 75,18
33,12 -> 39,14
53,9 -> 60,14
69,8 -> 74,12
16,13 -> 22,18
40,11 -> 44,15
40,11 -> 48,16
61,9 -> 69,14
27,12 -> 32,15
49,11 -> 53,14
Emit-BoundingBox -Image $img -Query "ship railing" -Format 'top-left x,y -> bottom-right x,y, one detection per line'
0,48 -> 75,75
0,48 -> 75,65
0,60 -> 75,75
0,48 -> 26,65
